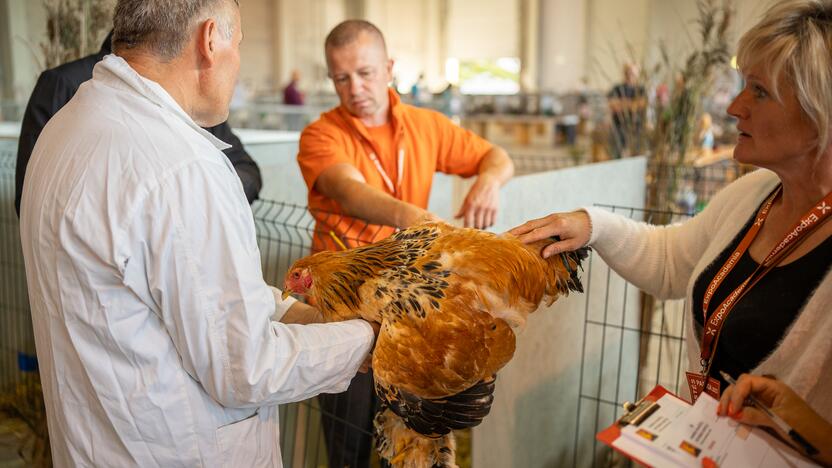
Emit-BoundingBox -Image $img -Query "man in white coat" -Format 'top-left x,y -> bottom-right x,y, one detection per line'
18,1 -> 376,466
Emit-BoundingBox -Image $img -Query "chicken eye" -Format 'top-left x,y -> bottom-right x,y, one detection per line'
292,271 -> 300,279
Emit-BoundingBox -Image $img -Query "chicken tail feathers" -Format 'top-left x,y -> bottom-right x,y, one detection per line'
374,409 -> 458,468
544,236 -> 590,296
559,245 -> 591,294
375,378 -> 496,437
373,377 -> 497,466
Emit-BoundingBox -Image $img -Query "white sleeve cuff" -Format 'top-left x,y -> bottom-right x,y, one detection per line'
269,286 -> 298,321
579,206 -> 608,246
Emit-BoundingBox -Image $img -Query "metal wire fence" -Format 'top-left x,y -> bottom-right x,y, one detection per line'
0,140 -> 48,465
573,205 -> 694,468
254,200 -> 704,468
509,150 -> 753,216
508,150 -> 583,176
0,140 -> 39,398
252,199 -> 385,468
0,146 -> 383,468
646,158 -> 755,214
0,144 -> 746,467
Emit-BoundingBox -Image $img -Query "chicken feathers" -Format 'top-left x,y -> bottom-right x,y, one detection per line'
284,221 -> 588,467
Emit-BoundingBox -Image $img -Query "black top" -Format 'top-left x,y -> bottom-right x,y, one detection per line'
608,83 -> 645,128
692,205 -> 832,391
14,33 -> 262,216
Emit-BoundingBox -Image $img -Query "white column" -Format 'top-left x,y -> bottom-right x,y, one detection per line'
237,0 -> 276,92
585,0 -> 649,90
344,0 -> 365,19
422,0 -> 444,91
0,0 -> 12,102
271,0 -> 347,95
519,0 -> 540,92
3,1 -> 47,105
537,0 -> 588,93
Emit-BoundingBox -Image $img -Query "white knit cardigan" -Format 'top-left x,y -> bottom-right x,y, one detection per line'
584,169 -> 832,419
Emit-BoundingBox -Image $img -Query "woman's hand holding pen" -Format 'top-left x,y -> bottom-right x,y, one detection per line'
718,374 -> 794,426
718,374 -> 832,466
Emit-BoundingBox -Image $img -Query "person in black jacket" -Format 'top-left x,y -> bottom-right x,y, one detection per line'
14,31 -> 261,216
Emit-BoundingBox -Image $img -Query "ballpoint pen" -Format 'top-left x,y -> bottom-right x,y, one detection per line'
719,371 -> 819,457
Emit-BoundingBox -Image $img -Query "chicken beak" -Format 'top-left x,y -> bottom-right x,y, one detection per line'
281,290 -> 292,300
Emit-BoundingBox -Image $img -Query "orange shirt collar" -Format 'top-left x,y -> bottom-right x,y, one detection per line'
335,87 -> 405,144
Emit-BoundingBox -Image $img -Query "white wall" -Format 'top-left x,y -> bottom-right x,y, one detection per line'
365,0 -> 445,92
0,0 -> 788,114
238,0 -> 276,93
245,0 -> 524,96
644,0 -> 777,72
3,0 -> 47,103
472,157 -> 648,468
367,0 -> 522,92
267,0 -> 346,95
585,0 -> 650,90
446,0 -> 519,60
538,0 -> 589,92
577,0 -> 777,91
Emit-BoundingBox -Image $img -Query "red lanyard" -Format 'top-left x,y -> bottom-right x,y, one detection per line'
363,143 -> 404,197
338,109 -> 406,197
700,185 -> 832,375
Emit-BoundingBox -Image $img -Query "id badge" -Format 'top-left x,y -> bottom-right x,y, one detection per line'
686,371 -> 721,402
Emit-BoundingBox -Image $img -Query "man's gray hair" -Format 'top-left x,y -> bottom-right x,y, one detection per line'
113,0 -> 237,60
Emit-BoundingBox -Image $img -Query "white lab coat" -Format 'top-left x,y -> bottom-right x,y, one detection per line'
19,55 -> 374,467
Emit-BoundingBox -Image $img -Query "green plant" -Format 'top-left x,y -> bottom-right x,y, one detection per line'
646,0 -> 734,217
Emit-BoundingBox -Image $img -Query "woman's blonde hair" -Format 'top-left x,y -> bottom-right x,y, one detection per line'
737,0 -> 832,153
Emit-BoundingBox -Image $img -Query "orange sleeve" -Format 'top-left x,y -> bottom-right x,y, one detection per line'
297,120 -> 354,192
431,110 -> 493,177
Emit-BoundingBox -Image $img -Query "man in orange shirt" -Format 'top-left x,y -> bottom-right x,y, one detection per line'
297,19 -> 513,467
298,20 -> 513,252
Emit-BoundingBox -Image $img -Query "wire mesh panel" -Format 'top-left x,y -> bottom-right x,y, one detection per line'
252,199 -> 390,287
0,141 -> 48,465
646,159 -> 755,214
573,205 -> 694,468
0,142 -> 39,397
252,199 -> 389,468
0,153 -> 385,466
510,153 -> 753,214
508,150 -> 583,176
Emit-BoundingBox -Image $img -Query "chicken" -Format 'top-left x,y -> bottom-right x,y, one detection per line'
283,221 -> 587,467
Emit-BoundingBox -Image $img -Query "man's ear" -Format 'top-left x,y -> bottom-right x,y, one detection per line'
196,18 -> 218,65
386,59 -> 395,82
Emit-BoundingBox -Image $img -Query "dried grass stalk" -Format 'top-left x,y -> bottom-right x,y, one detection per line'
40,0 -> 113,69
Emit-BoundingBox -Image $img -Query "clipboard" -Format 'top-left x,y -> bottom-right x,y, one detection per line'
596,385 -> 820,468
596,385 -> 682,467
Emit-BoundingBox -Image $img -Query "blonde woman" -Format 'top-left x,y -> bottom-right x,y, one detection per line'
512,0 -> 832,455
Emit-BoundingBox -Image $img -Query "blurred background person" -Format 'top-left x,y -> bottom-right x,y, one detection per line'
607,62 -> 647,158
283,69 -> 305,106
410,72 -> 429,106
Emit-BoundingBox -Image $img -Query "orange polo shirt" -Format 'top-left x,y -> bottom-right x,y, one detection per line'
298,89 -> 492,251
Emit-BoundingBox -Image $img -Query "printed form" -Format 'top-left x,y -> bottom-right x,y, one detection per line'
612,393 -> 819,467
